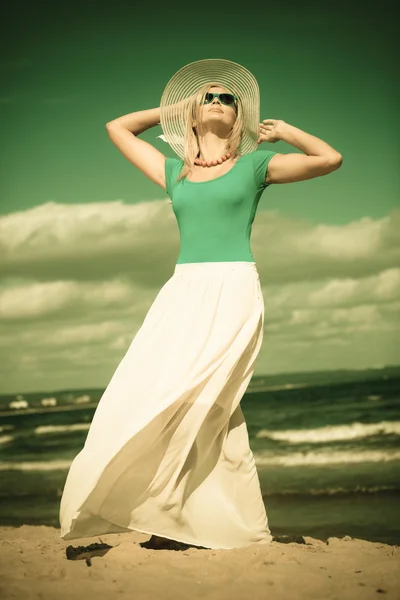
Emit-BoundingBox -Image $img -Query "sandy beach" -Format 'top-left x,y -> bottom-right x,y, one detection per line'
0,525 -> 399,600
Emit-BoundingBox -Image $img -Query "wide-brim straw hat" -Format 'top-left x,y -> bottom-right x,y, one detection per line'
157,58 -> 260,160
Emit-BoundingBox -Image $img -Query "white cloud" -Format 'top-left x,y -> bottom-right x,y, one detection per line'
0,279 -> 137,320
1,202 -> 399,285
0,200 -> 178,284
302,217 -> 384,259
1,202 -> 399,393
308,268 -> 400,308
43,320 -> 127,346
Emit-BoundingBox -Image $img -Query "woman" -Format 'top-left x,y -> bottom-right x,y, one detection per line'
59,59 -> 342,552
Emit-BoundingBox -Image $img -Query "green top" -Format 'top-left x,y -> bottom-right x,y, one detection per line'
164,149 -> 277,264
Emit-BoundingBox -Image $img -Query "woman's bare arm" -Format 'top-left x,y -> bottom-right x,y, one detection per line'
106,107 -> 161,136
104,94 -> 199,189
106,107 -> 167,189
263,120 -> 342,185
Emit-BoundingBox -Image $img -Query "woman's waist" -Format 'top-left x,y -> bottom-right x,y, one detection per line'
174,260 -> 258,274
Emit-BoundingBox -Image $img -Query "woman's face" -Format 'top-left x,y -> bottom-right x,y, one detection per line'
196,86 -> 237,133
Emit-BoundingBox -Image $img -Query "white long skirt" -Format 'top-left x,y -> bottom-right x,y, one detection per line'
59,261 -> 272,550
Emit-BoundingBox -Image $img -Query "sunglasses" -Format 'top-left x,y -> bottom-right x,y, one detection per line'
202,92 -> 238,107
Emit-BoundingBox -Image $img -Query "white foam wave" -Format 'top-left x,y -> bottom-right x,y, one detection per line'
1,449 -> 400,472
0,459 -> 72,471
34,424 -> 90,435
0,435 -> 14,445
0,424 -> 90,446
0,425 -> 14,433
256,421 -> 400,444
253,449 -> 400,467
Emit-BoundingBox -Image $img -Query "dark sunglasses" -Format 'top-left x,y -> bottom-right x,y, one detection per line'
202,92 -> 238,107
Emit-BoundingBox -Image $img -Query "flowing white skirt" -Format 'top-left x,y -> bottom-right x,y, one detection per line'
59,261 -> 272,550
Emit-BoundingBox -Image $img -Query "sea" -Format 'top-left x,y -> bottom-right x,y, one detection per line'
1,366 -> 399,546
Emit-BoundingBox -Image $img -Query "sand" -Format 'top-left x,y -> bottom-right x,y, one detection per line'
0,525 -> 399,600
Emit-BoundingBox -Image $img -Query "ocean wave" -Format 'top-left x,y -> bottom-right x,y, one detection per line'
34,423 -> 90,435
0,423 -> 91,446
256,421 -> 400,444
0,435 -> 14,445
263,484 -> 400,496
253,448 -> 400,466
2,448 -> 400,472
0,459 -> 72,471
0,425 -> 14,433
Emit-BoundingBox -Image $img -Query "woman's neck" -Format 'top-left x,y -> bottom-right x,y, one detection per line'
196,138 -> 230,161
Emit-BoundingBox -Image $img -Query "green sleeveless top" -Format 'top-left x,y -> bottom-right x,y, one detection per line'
164,149 -> 277,264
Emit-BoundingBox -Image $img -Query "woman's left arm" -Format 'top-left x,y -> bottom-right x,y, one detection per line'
259,119 -> 342,184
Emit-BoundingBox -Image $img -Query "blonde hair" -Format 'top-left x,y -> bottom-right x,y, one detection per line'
174,81 -> 244,184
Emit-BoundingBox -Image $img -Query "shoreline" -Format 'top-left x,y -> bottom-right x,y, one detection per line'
2,487 -> 400,547
0,525 -> 399,600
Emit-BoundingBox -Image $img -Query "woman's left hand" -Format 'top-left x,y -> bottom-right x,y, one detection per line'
257,119 -> 286,144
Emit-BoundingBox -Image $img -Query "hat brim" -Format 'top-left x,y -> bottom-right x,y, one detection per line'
159,58 -> 260,160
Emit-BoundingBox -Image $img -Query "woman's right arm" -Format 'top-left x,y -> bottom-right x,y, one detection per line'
106,107 -> 167,190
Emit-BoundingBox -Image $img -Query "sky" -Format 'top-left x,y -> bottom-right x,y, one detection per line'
0,0 -> 399,394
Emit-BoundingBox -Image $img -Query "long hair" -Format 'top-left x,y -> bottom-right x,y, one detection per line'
174,81 -> 245,184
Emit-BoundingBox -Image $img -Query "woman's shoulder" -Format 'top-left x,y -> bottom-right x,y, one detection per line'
251,148 -> 277,159
167,154 -> 184,164
237,149 -> 275,167
165,155 -> 184,173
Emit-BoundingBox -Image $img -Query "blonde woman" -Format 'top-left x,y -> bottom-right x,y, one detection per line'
59,59 -> 342,553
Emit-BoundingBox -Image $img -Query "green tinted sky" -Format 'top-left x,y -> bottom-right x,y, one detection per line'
0,0 -> 398,393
